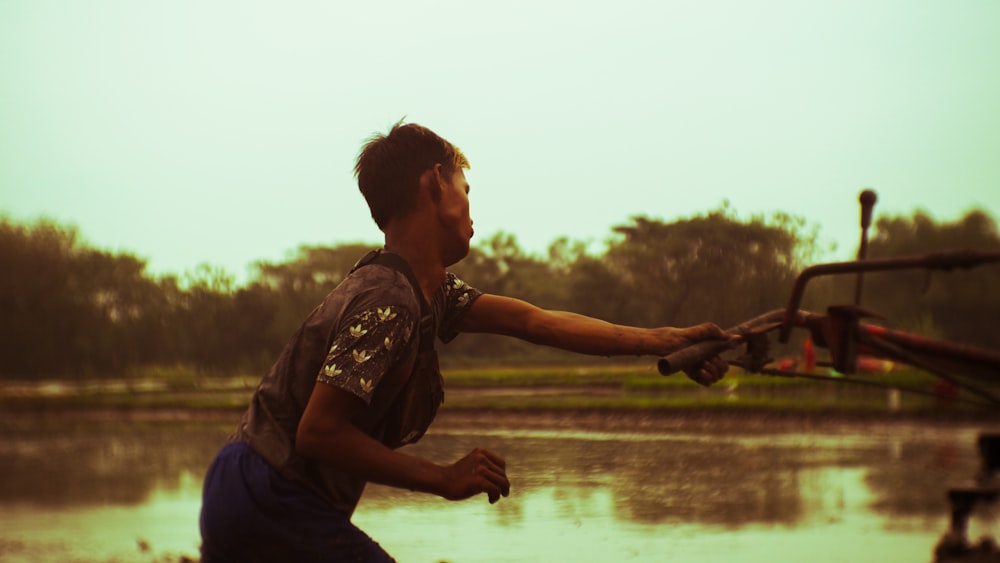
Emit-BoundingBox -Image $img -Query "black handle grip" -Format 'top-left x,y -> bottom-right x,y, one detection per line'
657,340 -> 733,376
657,310 -> 794,377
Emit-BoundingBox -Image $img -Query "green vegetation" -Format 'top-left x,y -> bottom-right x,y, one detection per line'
2,364 -> 995,420
444,364 -> 644,387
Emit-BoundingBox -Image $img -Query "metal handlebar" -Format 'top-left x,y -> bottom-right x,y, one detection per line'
779,249 -> 1000,343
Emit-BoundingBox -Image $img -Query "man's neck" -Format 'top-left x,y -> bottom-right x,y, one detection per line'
383,229 -> 446,304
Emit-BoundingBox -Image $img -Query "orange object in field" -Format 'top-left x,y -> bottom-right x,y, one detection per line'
803,336 -> 816,373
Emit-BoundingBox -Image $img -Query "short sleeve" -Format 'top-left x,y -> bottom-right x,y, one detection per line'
317,305 -> 414,404
437,273 -> 482,343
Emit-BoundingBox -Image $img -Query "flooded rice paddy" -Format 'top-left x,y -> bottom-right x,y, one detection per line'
1,411 -> 997,562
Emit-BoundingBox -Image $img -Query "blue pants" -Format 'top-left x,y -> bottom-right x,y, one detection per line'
199,441 -> 395,562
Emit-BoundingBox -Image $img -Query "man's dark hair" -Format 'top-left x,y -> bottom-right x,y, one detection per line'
355,121 -> 470,230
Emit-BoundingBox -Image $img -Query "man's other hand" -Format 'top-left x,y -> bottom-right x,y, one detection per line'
440,447 -> 510,504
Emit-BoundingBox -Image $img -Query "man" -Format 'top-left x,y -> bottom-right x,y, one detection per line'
199,122 -> 730,561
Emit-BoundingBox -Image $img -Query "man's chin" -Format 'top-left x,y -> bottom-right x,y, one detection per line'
445,243 -> 471,267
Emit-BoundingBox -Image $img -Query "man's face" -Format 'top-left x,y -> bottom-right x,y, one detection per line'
437,168 -> 474,266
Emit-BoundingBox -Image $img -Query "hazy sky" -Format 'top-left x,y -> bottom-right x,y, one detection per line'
2,1 -> 998,282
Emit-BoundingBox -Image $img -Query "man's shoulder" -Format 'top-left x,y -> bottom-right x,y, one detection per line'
329,263 -> 422,316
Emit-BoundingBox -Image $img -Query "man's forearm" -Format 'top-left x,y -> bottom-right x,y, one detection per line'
297,382 -> 510,503
296,382 -> 448,495
520,309 -> 678,356
297,419 -> 446,495
461,294 -> 687,357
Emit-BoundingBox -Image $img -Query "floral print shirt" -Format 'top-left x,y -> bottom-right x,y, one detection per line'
316,305 -> 414,403
316,272 -> 478,404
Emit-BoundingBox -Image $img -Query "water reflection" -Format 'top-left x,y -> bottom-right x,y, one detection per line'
0,414 -> 994,562
0,418 -> 229,507
375,425 -> 983,527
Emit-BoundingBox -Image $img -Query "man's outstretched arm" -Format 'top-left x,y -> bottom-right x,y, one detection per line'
458,294 -> 731,383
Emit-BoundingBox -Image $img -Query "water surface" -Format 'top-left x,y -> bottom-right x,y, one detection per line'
1,413 -> 996,562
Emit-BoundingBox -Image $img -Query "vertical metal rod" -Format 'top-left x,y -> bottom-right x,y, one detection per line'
854,189 -> 877,305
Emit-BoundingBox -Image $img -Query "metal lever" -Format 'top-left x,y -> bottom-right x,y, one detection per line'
854,189 -> 877,305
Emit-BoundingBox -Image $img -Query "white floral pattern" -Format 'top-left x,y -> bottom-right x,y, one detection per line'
317,306 -> 414,402
315,271 -> 480,403
438,273 -> 480,343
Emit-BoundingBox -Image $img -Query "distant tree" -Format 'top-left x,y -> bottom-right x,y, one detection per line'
862,209 -> 1000,347
0,219 -> 80,376
0,218 -> 164,377
70,247 -> 165,374
231,283 -> 283,372
588,208 -> 817,330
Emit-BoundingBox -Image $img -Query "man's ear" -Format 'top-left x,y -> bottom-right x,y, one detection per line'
427,163 -> 446,202
420,164 -> 441,203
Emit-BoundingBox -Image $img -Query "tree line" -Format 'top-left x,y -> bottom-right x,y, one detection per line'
2,206 -> 998,379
